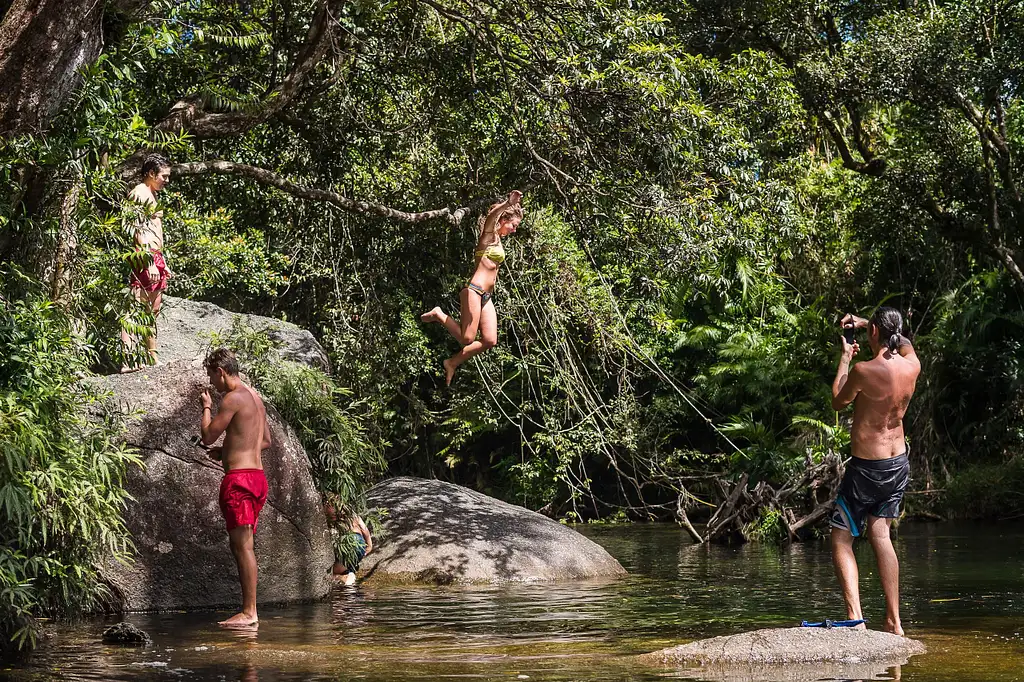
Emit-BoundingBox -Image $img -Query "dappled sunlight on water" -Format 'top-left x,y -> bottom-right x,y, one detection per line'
2,523 -> 1023,681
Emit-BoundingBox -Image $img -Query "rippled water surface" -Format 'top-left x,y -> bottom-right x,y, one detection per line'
3,523 -> 1024,681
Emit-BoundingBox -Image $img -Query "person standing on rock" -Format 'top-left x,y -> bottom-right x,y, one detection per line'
830,308 -> 920,636
200,348 -> 273,628
121,153 -> 172,372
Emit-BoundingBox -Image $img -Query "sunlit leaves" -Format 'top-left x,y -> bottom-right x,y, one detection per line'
0,291 -> 140,654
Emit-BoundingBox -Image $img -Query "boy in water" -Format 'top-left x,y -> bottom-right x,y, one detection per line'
325,503 -> 373,586
830,307 -> 920,635
200,349 -> 273,628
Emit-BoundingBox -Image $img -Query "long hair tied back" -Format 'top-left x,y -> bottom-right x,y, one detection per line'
870,307 -> 903,354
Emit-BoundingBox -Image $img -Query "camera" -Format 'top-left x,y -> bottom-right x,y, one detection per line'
843,325 -> 856,345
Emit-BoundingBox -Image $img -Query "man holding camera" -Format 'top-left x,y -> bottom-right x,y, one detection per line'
830,307 -> 920,636
199,348 -> 272,629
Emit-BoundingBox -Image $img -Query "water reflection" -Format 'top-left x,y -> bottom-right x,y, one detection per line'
667,661 -> 903,682
2,523 -> 1024,681
224,625 -> 260,642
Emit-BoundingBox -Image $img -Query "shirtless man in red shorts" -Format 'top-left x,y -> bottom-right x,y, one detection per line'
122,153 -> 172,372
200,348 -> 273,628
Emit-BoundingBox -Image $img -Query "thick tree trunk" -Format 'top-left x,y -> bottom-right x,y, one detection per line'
0,0 -> 150,135
0,0 -> 107,135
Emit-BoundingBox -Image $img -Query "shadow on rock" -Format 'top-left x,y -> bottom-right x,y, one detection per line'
359,477 -> 627,585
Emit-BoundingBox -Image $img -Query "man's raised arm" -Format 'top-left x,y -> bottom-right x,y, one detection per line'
832,323 -> 862,411
201,390 -> 238,445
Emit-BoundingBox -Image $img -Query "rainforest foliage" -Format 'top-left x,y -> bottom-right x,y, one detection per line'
2,0 -> 1023,652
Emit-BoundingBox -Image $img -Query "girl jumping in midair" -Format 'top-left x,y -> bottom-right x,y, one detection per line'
421,190 -> 523,385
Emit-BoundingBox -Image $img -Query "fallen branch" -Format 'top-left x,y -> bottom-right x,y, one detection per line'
704,472 -> 749,541
675,490 -> 704,544
701,453 -> 845,544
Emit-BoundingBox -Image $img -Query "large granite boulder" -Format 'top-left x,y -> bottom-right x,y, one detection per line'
359,477 -> 627,584
98,362 -> 334,611
153,295 -> 328,370
638,627 -> 926,682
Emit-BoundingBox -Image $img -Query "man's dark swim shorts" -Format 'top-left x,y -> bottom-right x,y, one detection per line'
829,452 -> 910,538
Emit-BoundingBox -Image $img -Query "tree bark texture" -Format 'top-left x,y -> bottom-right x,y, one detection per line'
0,0 -> 106,135
0,0 -> 150,135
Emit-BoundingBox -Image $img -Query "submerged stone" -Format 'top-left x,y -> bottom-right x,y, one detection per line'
638,627 -> 926,681
359,477 -> 627,584
102,622 -> 151,645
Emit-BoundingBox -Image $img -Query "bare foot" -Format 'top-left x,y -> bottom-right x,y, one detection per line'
443,358 -> 457,386
420,307 -> 442,324
884,619 -> 904,636
218,612 -> 259,629
119,364 -> 142,374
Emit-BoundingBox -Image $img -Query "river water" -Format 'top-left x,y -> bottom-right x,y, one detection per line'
2,523 -> 1023,681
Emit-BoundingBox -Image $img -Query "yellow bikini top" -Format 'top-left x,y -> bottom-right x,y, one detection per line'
475,243 -> 506,265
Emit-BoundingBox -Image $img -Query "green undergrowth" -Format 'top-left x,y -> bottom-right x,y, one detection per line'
0,286 -> 140,656
942,458 -> 1024,521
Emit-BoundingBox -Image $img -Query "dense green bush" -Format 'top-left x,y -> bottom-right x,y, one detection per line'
0,284 -> 140,655
944,458 -> 1024,520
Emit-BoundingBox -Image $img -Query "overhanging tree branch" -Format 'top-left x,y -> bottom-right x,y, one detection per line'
155,0 -> 346,139
819,110 -> 886,177
172,160 -> 497,224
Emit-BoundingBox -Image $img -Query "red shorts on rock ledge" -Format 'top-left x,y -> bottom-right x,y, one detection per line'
219,469 -> 268,532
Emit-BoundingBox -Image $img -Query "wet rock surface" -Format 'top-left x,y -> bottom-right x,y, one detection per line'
638,627 -> 926,681
101,622 -> 151,645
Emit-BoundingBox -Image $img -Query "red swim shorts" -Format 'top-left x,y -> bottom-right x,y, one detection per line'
219,469 -> 268,532
129,249 -> 169,292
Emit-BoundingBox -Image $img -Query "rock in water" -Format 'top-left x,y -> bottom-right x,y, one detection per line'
152,296 -> 329,371
638,627 -> 926,682
359,477 -> 627,584
102,622 -> 151,645
98,362 -> 334,611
